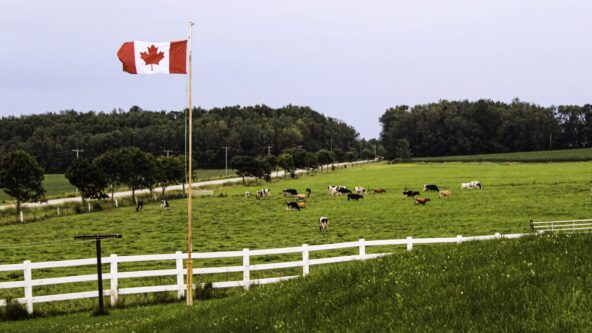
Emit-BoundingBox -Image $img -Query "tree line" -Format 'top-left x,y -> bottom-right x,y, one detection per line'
0,104 -> 379,173
0,146 -> 358,222
380,99 -> 592,159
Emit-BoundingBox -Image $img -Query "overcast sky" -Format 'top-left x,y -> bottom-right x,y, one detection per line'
1,1 -> 591,139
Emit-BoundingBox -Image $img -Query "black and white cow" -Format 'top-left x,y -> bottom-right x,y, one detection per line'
347,193 -> 363,201
403,190 -> 420,198
286,201 -> 301,211
319,217 -> 329,233
423,184 -> 439,192
283,188 -> 298,196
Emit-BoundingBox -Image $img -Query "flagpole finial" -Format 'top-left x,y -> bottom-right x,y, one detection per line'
189,21 -> 195,26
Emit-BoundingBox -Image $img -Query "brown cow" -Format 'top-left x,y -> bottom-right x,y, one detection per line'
414,198 -> 431,205
373,188 -> 386,194
297,201 -> 307,209
438,190 -> 452,198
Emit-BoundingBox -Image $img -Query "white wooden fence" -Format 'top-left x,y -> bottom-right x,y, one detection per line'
0,233 -> 524,314
530,219 -> 592,233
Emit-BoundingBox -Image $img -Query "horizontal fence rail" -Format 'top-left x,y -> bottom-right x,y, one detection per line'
530,219 -> 592,233
0,232 -> 524,314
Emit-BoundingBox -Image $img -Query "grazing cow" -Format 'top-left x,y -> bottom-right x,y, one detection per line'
296,194 -> 307,201
319,217 -> 329,233
135,201 -> 144,212
337,187 -> 352,195
461,181 -> 482,190
160,200 -> 170,209
373,188 -> 386,194
297,201 -> 307,209
354,186 -> 365,194
306,188 -> 312,198
402,190 -> 420,198
438,190 -> 452,198
423,184 -> 439,192
286,201 -> 301,211
347,193 -> 364,201
414,197 -> 431,205
283,188 -> 298,196
244,191 -> 251,198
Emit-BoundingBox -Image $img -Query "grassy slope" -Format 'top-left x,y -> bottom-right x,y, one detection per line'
412,147 -> 592,162
2,233 -> 591,332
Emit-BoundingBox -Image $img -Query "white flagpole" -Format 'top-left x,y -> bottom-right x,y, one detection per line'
186,20 -> 195,306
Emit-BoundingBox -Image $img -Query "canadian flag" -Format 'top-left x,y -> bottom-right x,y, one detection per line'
117,40 -> 187,74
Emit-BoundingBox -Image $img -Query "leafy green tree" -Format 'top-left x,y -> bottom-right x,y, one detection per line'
0,150 -> 45,222
316,149 -> 335,172
65,158 -> 108,205
277,153 -> 295,178
283,147 -> 308,169
117,147 -> 157,202
304,152 -> 319,174
231,155 -> 258,184
394,139 -> 411,161
344,151 -> 358,162
95,149 -> 127,202
156,156 -> 185,198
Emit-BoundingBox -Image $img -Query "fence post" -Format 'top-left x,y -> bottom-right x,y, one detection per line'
243,248 -> 250,291
358,239 -> 366,260
88,202 -> 92,212
175,251 -> 185,299
302,244 -> 309,276
23,260 -> 33,314
406,236 -> 413,251
115,199 -> 118,208
109,254 -> 118,307
457,235 -> 463,244
20,211 -> 24,223
57,206 -> 60,216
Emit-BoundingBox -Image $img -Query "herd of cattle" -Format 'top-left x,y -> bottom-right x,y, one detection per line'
243,180 -> 482,232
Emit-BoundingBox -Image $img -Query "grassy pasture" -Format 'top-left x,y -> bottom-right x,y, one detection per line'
412,147 -> 592,162
0,169 -> 234,202
2,233 -> 591,332
0,161 -> 591,316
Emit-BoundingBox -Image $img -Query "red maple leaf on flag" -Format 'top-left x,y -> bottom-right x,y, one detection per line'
140,45 -> 165,71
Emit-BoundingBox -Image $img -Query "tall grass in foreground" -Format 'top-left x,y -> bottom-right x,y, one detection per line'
412,147 -> 592,162
2,233 -> 591,332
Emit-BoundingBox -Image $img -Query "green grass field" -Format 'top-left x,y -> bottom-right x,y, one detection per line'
412,147 -> 592,162
2,233 -> 591,332
0,175 -> 76,202
0,169 -> 235,202
0,161 -> 591,323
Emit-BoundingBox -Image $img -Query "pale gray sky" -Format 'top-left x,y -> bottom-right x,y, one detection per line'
1,1 -> 591,138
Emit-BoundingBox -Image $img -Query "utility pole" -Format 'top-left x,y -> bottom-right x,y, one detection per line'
222,146 -> 229,176
72,148 -> 84,158
330,139 -> 333,152
163,149 -> 173,157
374,144 -> 377,158
266,145 -> 273,155
72,148 -> 84,194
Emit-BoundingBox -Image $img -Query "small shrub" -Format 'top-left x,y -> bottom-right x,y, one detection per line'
3,299 -> 29,320
93,203 -> 103,211
74,206 -> 82,214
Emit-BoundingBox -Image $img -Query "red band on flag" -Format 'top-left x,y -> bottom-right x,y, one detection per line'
169,40 -> 187,74
117,42 -> 136,74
